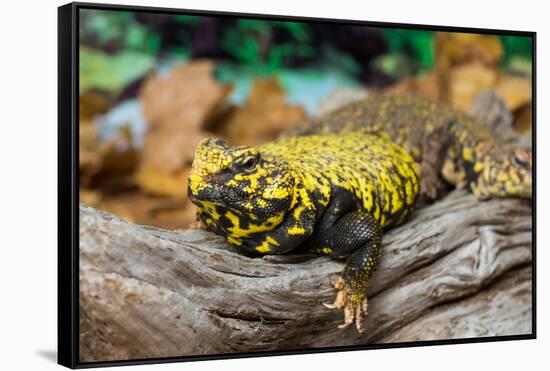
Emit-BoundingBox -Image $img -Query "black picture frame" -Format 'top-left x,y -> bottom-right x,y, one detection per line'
58,2 -> 537,369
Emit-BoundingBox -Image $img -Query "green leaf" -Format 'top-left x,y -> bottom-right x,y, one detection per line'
499,35 -> 533,66
79,46 -> 154,95
173,15 -> 201,25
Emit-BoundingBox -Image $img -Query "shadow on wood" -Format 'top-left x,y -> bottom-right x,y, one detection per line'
79,189 -> 532,362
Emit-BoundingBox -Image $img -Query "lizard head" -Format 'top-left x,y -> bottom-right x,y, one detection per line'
469,142 -> 532,200
188,138 -> 296,234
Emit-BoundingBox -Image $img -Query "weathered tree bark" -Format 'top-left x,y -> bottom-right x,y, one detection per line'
380,266 -> 532,343
79,189 -> 532,362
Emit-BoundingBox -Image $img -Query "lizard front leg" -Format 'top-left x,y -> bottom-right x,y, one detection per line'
315,208 -> 382,333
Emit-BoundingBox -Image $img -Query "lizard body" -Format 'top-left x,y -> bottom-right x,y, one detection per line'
187,95 -> 531,333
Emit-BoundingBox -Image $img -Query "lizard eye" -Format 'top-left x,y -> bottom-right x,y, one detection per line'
239,156 -> 258,173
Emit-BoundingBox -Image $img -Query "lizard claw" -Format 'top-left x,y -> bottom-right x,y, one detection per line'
323,275 -> 369,333
322,302 -> 337,309
322,278 -> 347,309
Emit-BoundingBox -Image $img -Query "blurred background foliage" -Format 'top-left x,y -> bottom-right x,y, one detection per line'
79,9 -> 532,113
79,9 -> 532,83
78,8 -> 533,230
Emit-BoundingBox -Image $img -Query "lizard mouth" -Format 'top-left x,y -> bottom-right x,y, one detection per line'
188,175 -> 247,206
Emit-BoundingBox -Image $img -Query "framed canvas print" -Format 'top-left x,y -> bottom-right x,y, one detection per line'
58,2 -> 536,368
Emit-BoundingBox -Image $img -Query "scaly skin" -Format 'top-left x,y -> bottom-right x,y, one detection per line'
187,95 -> 532,334
287,95 -> 532,202
188,132 -> 419,333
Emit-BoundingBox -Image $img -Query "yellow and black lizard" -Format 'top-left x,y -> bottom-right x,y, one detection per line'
187,95 -> 532,334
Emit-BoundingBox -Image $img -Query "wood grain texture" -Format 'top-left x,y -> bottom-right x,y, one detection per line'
380,266 -> 532,343
79,189 -> 532,362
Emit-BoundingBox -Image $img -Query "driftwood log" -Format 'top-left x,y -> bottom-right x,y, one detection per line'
79,189 -> 532,362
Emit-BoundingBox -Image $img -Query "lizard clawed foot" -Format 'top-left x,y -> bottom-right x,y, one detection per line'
322,275 -> 368,333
